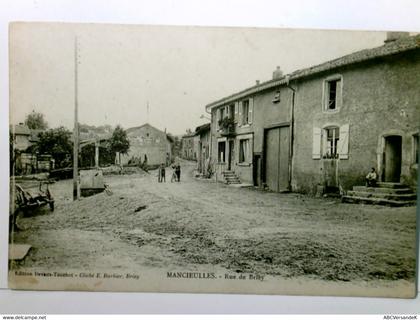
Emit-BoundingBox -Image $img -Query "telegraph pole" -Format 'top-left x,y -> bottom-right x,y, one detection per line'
73,36 -> 79,200
147,100 -> 150,123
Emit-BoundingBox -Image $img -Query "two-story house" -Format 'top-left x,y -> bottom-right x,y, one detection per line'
122,123 -> 173,168
206,33 -> 420,195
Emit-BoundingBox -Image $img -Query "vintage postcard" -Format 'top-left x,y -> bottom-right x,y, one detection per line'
8,22 -> 419,297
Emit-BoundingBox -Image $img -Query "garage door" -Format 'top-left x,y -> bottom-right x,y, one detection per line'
265,126 -> 290,192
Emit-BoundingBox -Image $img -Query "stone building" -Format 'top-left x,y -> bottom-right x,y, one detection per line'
122,123 -> 173,168
10,124 -> 32,151
195,123 -> 211,175
10,124 -> 53,174
181,132 -> 199,161
206,33 -> 420,194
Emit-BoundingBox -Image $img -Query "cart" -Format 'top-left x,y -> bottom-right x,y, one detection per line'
10,181 -> 55,230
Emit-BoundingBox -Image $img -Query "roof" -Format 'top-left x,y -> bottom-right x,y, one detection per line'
11,124 -> 31,135
182,132 -> 196,139
206,34 -> 420,109
195,123 -> 211,135
126,123 -> 166,135
79,131 -> 112,142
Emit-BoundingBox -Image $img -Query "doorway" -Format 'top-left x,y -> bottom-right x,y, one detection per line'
264,125 -> 290,192
228,140 -> 235,171
383,135 -> 402,182
253,154 -> 261,187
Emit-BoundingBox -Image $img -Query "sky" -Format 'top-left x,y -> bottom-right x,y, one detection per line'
9,23 -> 387,135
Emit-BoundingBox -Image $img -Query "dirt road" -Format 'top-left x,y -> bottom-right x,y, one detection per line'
11,159 -> 417,285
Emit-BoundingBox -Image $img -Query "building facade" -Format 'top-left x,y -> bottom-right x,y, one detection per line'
181,133 -> 200,161
206,34 -> 420,193
122,123 -> 173,168
195,123 -> 211,175
10,124 -> 53,174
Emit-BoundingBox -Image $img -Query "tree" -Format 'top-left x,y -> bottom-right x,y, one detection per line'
25,111 -> 48,130
110,125 -> 130,164
35,127 -> 73,168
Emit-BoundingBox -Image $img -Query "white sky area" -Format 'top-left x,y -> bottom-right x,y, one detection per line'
10,23 -> 386,135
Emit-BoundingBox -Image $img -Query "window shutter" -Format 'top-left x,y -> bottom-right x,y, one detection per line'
234,102 -> 239,123
336,79 -> 342,110
248,98 -> 254,124
338,123 -> 349,159
322,128 -> 328,156
238,101 -> 242,126
312,127 -> 322,159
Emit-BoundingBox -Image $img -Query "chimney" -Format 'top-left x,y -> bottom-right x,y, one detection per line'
256,80 -> 260,85
384,31 -> 410,43
272,66 -> 283,79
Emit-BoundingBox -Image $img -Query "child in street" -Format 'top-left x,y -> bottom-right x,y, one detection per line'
171,164 -> 177,182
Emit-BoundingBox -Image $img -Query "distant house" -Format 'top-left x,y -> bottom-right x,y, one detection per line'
10,124 -> 31,151
122,123 -> 173,168
10,124 -> 52,174
181,132 -> 200,161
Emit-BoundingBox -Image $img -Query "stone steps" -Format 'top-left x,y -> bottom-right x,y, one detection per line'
375,182 -> 406,189
342,182 -> 416,207
352,186 -> 412,194
222,171 -> 241,185
347,190 -> 417,200
342,195 -> 416,207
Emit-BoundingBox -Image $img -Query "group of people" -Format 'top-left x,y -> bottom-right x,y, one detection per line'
158,163 -> 181,183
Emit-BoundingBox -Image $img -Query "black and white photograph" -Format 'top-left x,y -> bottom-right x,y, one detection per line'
8,22 -> 419,298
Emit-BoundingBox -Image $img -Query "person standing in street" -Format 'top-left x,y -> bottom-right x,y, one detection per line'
160,163 -> 166,182
175,163 -> 181,182
158,164 -> 162,182
171,164 -> 177,182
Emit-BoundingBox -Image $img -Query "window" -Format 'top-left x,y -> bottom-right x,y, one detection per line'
327,81 -> 338,110
228,104 -> 234,119
217,107 -> 227,130
312,124 -> 349,160
324,76 -> 342,111
218,141 -> 226,163
239,139 -> 250,163
220,107 -> 225,121
324,127 -> 339,158
241,100 -> 249,125
272,90 -> 281,103
414,134 -> 419,164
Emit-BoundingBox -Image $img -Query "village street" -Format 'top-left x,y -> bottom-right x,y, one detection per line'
12,159 -> 417,288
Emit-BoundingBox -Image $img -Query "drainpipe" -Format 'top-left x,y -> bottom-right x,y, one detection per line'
285,76 -> 296,192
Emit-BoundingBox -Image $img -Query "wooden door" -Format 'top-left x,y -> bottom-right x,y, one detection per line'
265,126 -> 290,192
278,126 -> 290,191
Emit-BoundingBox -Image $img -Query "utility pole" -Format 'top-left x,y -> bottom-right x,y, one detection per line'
73,36 -> 79,200
147,100 -> 150,123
